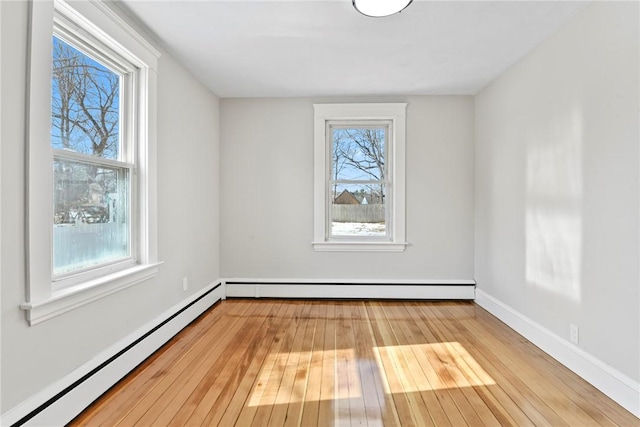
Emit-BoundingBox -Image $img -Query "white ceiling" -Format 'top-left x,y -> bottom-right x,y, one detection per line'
117,0 -> 589,98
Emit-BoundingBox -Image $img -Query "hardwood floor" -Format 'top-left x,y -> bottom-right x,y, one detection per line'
70,300 -> 638,426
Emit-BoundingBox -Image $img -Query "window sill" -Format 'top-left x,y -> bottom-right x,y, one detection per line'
312,241 -> 408,252
21,262 -> 163,326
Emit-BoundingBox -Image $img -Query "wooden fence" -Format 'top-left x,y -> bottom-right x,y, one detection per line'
332,204 -> 384,223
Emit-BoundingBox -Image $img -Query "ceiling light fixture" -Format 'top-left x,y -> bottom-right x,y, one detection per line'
353,0 -> 413,17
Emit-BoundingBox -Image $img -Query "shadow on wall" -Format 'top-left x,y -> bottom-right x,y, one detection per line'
525,107 -> 583,303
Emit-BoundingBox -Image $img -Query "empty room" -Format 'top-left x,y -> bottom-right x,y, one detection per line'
1,0 -> 638,425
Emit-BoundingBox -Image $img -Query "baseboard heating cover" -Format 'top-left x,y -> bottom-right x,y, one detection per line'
2,282 -> 224,427
224,278 -> 476,300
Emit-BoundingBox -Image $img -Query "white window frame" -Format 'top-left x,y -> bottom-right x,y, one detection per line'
22,0 -> 161,325
312,103 -> 407,252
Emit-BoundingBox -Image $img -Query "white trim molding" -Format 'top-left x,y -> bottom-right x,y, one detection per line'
21,262 -> 163,325
2,282 -> 223,427
0,0 -> 3,416
225,278 -> 475,300
311,241 -> 408,252
475,289 -> 640,418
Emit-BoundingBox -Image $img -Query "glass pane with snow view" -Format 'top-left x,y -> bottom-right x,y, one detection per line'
53,157 -> 130,275
330,183 -> 386,237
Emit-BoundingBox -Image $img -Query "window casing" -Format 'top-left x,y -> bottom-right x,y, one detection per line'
313,103 -> 407,252
22,0 -> 161,325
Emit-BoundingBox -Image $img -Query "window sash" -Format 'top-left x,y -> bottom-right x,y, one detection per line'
326,120 -> 393,241
328,121 -> 390,182
52,150 -> 135,284
328,181 -> 391,241
51,26 -> 136,163
50,19 -> 138,289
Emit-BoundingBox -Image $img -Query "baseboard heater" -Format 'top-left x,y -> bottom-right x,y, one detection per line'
4,283 -> 224,427
224,279 -> 476,300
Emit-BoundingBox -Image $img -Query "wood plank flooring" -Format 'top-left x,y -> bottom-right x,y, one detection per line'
69,300 -> 638,426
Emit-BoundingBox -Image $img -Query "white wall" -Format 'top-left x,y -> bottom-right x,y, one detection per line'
221,96 -> 474,281
0,1 -> 220,413
475,1 -> 639,384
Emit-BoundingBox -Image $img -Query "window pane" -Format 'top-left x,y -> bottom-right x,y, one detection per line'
332,127 -> 386,181
331,183 -> 386,237
51,36 -> 120,160
53,158 -> 129,274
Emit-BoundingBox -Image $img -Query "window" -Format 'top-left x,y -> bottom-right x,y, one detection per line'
22,0 -> 161,325
313,104 -> 407,252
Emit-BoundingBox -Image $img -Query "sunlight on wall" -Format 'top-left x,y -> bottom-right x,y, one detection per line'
373,342 -> 495,394
525,109 -> 583,302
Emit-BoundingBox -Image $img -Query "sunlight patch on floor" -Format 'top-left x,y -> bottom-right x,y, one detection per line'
247,342 -> 495,407
373,342 -> 496,393
248,349 -> 360,406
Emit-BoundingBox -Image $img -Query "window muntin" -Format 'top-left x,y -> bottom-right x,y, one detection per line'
50,28 -> 136,282
328,122 -> 391,240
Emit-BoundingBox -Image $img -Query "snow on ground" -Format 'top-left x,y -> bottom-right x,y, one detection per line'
331,222 -> 385,237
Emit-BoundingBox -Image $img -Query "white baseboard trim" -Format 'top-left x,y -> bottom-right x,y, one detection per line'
475,289 -> 640,418
2,282 -> 224,427
224,278 -> 475,300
